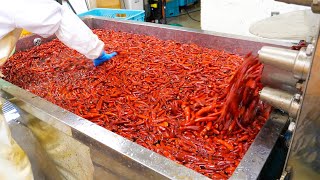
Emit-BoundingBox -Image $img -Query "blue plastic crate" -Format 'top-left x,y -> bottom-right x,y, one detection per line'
166,8 -> 179,18
179,0 -> 197,6
166,0 -> 179,18
78,8 -> 145,22
167,0 -> 179,8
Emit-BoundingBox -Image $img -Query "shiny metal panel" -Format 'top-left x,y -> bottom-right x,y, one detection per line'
3,99 -> 92,180
258,46 -> 311,81
285,35 -> 320,179
259,46 -> 298,71
261,64 -> 299,94
260,87 -> 300,118
230,111 -> 288,180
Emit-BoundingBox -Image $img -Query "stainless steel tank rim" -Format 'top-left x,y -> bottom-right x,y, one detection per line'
11,17 -> 295,179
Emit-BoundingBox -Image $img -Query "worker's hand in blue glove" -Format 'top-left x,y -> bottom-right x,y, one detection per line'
93,51 -> 117,66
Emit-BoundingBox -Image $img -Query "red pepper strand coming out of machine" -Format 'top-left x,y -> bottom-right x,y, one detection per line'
2,29 -> 271,179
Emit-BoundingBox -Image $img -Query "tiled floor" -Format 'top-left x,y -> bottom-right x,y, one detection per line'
166,5 -> 201,30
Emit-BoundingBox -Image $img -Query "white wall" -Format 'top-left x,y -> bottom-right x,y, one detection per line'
201,0 -> 309,37
123,0 -> 144,10
62,0 -> 96,14
86,0 -> 97,9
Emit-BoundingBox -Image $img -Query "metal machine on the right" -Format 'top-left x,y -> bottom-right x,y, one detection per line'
258,1 -> 320,179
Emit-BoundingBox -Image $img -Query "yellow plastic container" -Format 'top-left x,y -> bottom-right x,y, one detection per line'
96,0 -> 121,9
20,29 -> 32,38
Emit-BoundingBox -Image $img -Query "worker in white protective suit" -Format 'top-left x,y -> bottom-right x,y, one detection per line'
0,0 -> 117,179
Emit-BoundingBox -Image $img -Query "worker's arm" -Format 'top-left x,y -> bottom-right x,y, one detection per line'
12,0 -> 115,63
54,5 -> 105,60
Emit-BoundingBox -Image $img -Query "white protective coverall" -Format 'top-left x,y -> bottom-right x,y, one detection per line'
0,0 -> 105,179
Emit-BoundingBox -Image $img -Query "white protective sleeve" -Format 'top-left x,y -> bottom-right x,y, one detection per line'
55,5 -> 105,60
12,0 -> 104,59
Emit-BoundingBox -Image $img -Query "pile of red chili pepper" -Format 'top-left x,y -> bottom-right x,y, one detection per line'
3,29 -> 271,179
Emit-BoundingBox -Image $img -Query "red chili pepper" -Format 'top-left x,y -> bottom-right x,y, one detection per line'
195,105 -> 214,117
96,97 -> 104,110
195,116 -> 218,122
82,113 -> 101,119
179,126 -> 201,131
214,137 -> 234,151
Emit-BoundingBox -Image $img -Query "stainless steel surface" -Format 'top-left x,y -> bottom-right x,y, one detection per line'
230,111 -> 288,180
284,30 -> 320,179
259,46 -> 298,71
10,18 -> 293,179
258,46 -> 311,80
260,87 -> 300,118
3,96 -> 98,179
293,49 -> 312,80
2,99 -> 47,179
261,64 -> 299,94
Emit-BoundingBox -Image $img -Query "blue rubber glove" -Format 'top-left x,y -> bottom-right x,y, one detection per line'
93,51 -> 117,66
